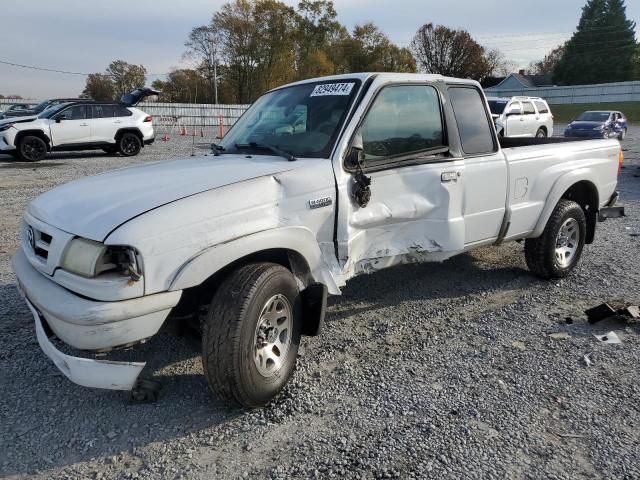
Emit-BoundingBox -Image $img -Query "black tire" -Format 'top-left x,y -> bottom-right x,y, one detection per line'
102,146 -> 118,154
535,128 -> 547,138
202,262 -> 302,408
118,133 -> 142,156
17,135 -> 47,162
525,199 -> 587,279
618,128 -> 626,141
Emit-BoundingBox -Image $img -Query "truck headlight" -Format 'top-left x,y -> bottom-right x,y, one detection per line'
61,238 -> 142,280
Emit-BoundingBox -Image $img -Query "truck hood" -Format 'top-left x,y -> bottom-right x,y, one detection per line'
28,154 -> 301,241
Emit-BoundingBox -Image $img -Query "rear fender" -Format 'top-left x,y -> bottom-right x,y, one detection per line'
532,169 -> 599,238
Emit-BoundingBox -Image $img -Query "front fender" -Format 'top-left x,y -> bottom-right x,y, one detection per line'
168,226 -> 342,295
531,168 -> 599,238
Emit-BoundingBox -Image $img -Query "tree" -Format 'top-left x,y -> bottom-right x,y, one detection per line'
184,24 -> 223,103
554,0 -> 637,85
81,73 -> 115,100
106,60 -> 147,98
529,44 -> 566,76
410,23 -> 504,81
339,23 -> 416,73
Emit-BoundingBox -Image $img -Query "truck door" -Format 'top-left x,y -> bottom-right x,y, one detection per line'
335,83 -> 465,278
50,105 -> 90,146
447,86 -> 508,244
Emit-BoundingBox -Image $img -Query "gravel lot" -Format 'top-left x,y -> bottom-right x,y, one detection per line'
1,126 -> 639,480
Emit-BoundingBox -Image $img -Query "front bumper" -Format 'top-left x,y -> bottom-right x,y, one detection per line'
12,250 -> 182,390
0,132 -> 16,151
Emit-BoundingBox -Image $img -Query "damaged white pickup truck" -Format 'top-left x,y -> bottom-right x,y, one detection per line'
13,73 -> 624,407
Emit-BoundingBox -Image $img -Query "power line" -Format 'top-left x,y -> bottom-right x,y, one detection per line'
0,59 -> 170,77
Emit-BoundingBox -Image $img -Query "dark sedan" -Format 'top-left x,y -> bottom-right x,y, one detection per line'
564,111 -> 627,140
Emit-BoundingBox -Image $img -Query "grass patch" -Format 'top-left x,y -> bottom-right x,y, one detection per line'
551,102 -> 640,124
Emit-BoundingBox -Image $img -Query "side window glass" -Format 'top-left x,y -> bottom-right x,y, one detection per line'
116,106 -> 132,117
522,102 -> 535,115
361,85 -> 445,161
63,105 -> 86,120
91,105 -> 105,118
448,87 -> 496,156
534,101 -> 549,114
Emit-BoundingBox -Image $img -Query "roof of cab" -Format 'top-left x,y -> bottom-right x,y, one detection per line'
269,72 -> 480,92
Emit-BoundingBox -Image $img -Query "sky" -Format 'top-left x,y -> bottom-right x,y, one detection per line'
0,0 -> 638,99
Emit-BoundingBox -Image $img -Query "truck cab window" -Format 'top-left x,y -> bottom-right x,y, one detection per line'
360,85 -> 445,161
448,87 -> 496,155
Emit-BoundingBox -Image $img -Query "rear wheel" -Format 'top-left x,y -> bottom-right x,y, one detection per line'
118,133 -> 142,156
202,263 -> 302,407
535,128 -> 547,138
525,199 -> 586,279
17,135 -> 47,162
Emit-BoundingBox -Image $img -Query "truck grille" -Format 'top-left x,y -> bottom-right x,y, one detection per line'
26,224 -> 53,261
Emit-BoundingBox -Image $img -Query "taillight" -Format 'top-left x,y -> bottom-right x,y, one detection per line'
143,116 -> 152,123
618,148 -> 624,176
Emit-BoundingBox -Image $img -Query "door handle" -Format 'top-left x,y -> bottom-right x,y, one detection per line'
80,123 -> 88,127
114,120 -> 123,124
441,171 -> 461,182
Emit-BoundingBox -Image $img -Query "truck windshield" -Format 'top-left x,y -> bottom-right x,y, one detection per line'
576,112 -> 611,122
218,80 -> 361,158
488,100 -> 508,115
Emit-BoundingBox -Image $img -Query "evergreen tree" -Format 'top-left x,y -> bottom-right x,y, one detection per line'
554,0 -> 637,85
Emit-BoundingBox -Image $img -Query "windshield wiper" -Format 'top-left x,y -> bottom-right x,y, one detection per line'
211,143 -> 225,156
234,142 -> 296,162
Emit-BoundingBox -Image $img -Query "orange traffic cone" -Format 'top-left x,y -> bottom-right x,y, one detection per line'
180,126 -> 187,136
162,133 -> 170,141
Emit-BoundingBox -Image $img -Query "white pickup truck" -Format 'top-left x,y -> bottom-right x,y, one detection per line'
12,73 -> 624,407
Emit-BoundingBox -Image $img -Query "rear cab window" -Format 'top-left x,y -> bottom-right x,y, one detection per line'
360,84 -> 446,164
448,87 -> 496,156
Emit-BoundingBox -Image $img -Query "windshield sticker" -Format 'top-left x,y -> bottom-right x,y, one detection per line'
310,83 -> 355,97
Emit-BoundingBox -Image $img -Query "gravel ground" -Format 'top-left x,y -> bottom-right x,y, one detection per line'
1,126 -> 639,480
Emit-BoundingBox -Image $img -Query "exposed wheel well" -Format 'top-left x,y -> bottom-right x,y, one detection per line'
560,181 -> 598,244
538,126 -> 548,135
15,130 -> 51,151
171,248 -> 327,337
115,128 -> 143,144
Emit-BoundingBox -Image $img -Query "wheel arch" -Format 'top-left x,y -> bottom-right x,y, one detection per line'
115,128 -> 144,145
15,129 -> 51,151
532,173 -> 599,243
169,227 -> 340,336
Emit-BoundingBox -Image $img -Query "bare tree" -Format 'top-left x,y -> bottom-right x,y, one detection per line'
528,44 -> 566,76
106,60 -> 147,98
185,24 -> 223,103
411,23 -> 503,81
81,73 -> 115,100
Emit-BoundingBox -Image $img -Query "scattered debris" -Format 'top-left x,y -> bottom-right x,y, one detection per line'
620,305 -> 639,319
594,331 -> 622,344
583,353 -> 594,367
565,317 -> 574,325
511,340 -> 526,351
585,303 -> 616,324
549,332 -> 571,340
556,433 -> 586,439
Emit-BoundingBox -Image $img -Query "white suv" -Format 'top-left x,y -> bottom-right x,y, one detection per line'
0,101 -> 155,161
487,96 -> 554,138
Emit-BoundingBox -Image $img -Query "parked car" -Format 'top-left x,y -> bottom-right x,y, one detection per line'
0,98 -> 89,120
0,88 -> 158,161
0,103 -> 32,116
564,111 -> 627,140
12,73 -> 623,407
487,96 -> 554,138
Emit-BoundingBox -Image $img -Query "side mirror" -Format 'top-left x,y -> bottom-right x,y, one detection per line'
55,115 -> 66,123
345,130 -> 365,169
506,107 -> 522,117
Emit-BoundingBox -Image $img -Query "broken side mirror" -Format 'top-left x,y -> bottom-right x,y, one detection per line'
345,130 -> 365,169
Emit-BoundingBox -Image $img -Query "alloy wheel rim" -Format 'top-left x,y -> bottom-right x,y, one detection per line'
253,294 -> 292,377
23,139 -> 45,160
122,137 -> 138,154
555,218 -> 579,268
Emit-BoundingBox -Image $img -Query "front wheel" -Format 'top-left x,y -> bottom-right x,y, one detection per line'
618,128 -> 627,141
202,263 -> 302,407
118,133 -> 142,156
524,199 -> 586,279
535,128 -> 547,138
17,135 -> 47,162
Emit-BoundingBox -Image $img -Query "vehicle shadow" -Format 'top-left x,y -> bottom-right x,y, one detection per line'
0,248 -> 531,476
